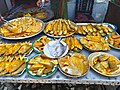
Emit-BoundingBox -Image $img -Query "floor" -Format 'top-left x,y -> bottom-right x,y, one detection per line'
0,83 -> 120,90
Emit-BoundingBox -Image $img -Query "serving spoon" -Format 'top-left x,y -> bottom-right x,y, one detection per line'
0,14 -> 17,32
0,14 -> 14,27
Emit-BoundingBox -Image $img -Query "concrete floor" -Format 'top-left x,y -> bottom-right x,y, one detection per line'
0,83 -> 120,90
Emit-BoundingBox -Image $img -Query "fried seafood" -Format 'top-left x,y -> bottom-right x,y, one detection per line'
58,53 -> 89,76
0,55 -> 26,76
0,42 -> 32,56
77,24 -> 115,36
15,7 -> 47,20
92,54 -> 120,75
80,36 -> 110,51
44,19 -> 76,37
33,36 -> 51,52
62,36 -> 82,51
28,54 -> 58,76
107,35 -> 120,49
0,17 -> 43,38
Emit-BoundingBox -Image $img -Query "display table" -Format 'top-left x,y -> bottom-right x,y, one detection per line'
0,31 -> 120,85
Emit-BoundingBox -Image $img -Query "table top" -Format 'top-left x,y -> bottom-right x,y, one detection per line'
0,32 -> 120,85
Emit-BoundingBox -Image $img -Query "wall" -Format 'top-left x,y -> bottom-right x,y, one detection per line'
67,0 -> 110,22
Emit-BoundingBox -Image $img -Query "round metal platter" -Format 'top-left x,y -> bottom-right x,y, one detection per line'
9,7 -> 54,22
102,23 -> 117,32
43,21 -> 76,38
44,32 -> 75,38
76,23 -> 117,32
88,52 -> 120,77
0,17 -> 45,40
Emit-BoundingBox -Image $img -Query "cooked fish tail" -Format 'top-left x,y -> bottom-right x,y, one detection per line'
11,63 -> 25,76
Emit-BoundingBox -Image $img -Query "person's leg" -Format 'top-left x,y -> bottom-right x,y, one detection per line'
50,0 -> 68,19
50,0 -> 59,19
60,0 -> 68,19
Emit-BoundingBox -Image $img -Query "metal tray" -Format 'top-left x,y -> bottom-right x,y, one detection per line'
0,17 -> 45,40
43,20 -> 76,38
6,7 -> 54,22
76,23 -> 117,32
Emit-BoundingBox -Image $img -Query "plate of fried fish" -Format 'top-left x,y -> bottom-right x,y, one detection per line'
26,54 -> 58,78
76,23 -> 116,36
44,19 -> 77,37
62,36 -> 82,52
58,53 -> 89,77
0,17 -> 45,40
80,36 -> 110,52
0,42 -> 33,56
33,36 -> 52,53
105,35 -> 120,50
88,52 -> 120,76
0,55 -> 27,76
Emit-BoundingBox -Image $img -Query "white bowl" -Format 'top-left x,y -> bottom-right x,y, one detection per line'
43,41 -> 68,58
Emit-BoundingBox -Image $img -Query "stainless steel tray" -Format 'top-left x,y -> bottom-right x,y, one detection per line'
76,23 -> 117,32
6,7 -> 54,22
0,17 -> 45,40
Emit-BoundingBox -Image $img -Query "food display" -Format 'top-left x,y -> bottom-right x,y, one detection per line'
88,52 -> 120,76
58,53 -> 89,77
80,36 -> 110,51
77,24 -> 115,36
62,36 -> 82,51
0,55 -> 26,76
27,54 -> 58,78
0,15 -> 119,82
0,17 -> 44,39
107,35 -> 120,49
44,19 -> 76,37
33,36 -> 51,53
0,42 -> 32,56
14,7 -> 47,20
